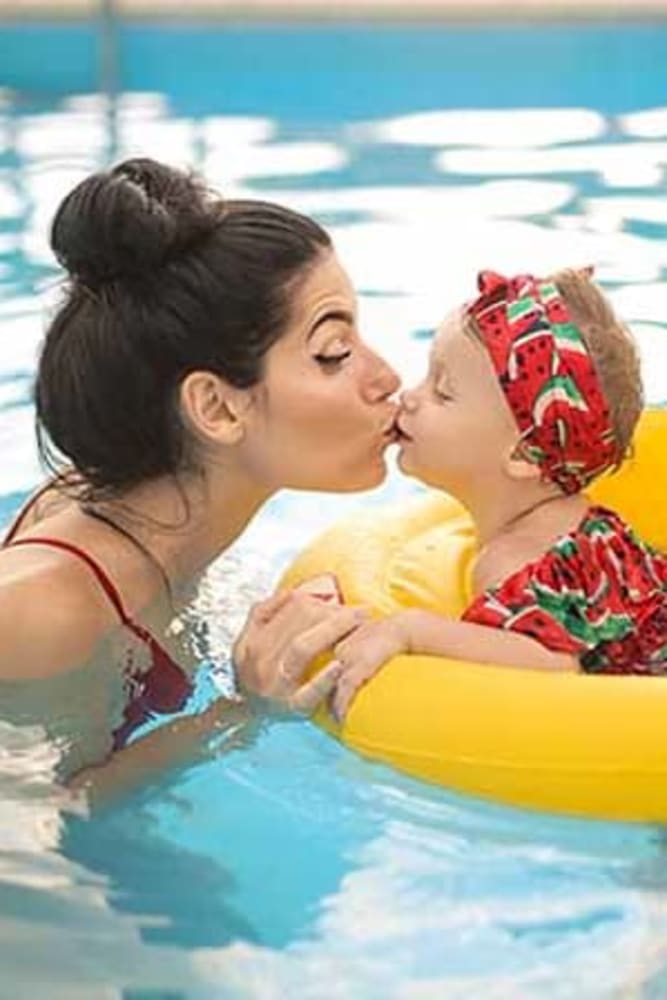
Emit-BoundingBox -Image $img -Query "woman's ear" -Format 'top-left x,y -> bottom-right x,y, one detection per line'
179,371 -> 252,446
503,440 -> 542,482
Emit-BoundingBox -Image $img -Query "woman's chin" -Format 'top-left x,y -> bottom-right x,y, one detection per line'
344,458 -> 389,491
297,456 -> 389,493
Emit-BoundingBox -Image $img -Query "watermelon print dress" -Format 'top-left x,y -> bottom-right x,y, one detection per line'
462,506 -> 667,674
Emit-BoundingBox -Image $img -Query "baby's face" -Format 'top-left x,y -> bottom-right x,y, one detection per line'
396,310 -> 520,494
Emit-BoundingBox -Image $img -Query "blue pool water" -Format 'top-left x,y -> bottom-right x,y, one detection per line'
3,20 -> 667,998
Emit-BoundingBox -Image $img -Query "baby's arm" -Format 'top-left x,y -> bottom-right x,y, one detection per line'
331,610 -> 578,721
400,610 -> 578,671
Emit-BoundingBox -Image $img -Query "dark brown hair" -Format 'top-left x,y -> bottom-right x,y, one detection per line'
36,157 -> 331,498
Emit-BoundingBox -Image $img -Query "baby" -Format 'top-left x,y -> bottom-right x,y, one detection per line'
331,268 -> 667,721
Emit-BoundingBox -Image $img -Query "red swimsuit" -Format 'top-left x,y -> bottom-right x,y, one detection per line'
3,486 -> 193,749
463,505 -> 667,675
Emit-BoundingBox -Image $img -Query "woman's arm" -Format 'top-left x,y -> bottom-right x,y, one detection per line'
0,577 -> 233,807
68,697 -> 251,806
331,609 -> 578,720
0,572 -> 109,680
68,591 -> 364,807
0,556 -> 364,805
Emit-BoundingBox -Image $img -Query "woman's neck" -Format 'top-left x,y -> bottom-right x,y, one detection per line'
93,466 -> 272,592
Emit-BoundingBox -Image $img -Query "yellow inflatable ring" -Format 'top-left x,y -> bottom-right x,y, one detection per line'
281,408 -> 667,821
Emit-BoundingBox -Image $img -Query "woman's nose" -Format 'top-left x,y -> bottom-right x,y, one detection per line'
400,386 -> 419,411
362,350 -> 400,402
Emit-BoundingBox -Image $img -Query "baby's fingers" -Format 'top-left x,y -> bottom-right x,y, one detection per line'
330,661 -> 379,724
334,621 -> 376,663
288,659 -> 345,715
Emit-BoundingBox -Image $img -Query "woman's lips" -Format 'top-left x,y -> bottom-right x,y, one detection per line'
380,411 -> 401,441
395,418 -> 412,442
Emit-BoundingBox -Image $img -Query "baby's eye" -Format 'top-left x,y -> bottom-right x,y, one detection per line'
434,385 -> 453,401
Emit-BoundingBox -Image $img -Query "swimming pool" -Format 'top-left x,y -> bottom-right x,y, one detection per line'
3,19 -> 667,997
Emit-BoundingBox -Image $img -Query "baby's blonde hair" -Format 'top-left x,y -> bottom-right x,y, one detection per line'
550,268 -> 643,468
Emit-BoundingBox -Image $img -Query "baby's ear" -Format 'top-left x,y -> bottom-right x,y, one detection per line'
503,441 -> 542,482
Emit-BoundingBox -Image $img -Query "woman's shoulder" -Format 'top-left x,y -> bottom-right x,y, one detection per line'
2,479 -> 73,544
0,545 -> 112,680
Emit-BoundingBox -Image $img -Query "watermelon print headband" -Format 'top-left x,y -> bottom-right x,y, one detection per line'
465,270 -> 618,495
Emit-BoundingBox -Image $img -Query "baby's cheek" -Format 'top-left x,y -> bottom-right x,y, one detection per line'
421,421 -> 442,451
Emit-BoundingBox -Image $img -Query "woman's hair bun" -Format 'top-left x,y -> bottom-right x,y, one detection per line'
50,157 -> 218,288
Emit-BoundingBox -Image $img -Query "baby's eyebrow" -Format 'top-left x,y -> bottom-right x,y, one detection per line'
430,347 -> 450,378
432,352 -> 458,392
436,368 -> 455,390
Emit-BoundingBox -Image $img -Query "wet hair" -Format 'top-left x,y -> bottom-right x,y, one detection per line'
35,157 -> 331,499
549,268 -> 643,468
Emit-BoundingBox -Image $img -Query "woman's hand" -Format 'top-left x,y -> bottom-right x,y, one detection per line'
233,589 -> 367,713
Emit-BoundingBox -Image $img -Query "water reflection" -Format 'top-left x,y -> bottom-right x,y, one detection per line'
622,108 -> 667,138
370,108 -> 606,147
438,142 -> 667,188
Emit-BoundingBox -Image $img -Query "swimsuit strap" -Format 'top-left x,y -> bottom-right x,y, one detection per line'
3,491 -> 191,699
5,537 -> 193,748
3,483 -> 172,634
6,536 -> 134,628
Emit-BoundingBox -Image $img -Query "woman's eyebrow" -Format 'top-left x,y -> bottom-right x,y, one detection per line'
306,309 -> 354,340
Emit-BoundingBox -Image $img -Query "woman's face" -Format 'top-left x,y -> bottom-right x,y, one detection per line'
240,251 -> 400,492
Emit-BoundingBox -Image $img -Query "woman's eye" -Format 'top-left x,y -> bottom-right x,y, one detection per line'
314,350 -> 352,369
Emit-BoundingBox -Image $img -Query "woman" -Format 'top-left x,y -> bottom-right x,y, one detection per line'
0,158 -> 399,797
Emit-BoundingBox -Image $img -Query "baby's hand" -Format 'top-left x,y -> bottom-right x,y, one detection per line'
330,614 -> 410,723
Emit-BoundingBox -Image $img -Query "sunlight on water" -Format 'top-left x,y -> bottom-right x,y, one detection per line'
622,108 -> 667,138
437,143 -> 667,188
370,108 -> 607,147
205,142 -> 348,184
3,28 -> 667,997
